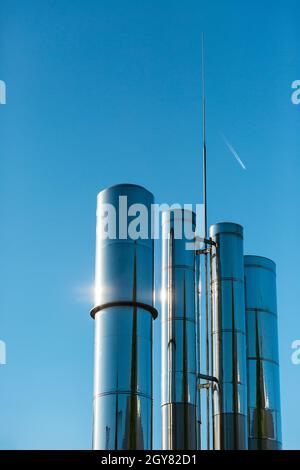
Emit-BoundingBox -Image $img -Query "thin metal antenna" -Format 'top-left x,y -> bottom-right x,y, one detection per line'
201,32 -> 207,237
201,31 -> 210,451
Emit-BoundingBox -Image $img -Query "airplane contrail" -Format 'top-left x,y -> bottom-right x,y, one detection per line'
220,133 -> 247,170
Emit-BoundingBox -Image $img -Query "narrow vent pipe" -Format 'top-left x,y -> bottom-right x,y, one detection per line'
161,209 -> 198,449
210,222 -> 248,450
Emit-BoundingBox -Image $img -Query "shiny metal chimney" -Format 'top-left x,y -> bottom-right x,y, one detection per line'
210,223 -> 248,449
161,209 -> 198,450
244,256 -> 282,450
91,184 -> 157,450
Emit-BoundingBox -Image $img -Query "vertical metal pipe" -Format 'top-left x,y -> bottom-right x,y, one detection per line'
209,246 -> 215,446
244,256 -> 282,450
91,184 -> 157,450
210,222 -> 248,450
201,32 -> 210,450
161,209 -> 198,449
196,255 -> 202,449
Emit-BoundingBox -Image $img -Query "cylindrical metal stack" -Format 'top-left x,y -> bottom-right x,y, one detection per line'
161,209 -> 198,450
210,222 -> 248,450
91,184 -> 157,450
196,256 -> 201,450
244,256 -> 282,450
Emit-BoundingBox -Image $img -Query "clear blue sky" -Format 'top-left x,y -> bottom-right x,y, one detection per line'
0,0 -> 299,450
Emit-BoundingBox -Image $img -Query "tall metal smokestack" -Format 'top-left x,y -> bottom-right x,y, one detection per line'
91,184 -> 157,450
244,256 -> 282,450
210,223 -> 248,449
161,209 -> 198,450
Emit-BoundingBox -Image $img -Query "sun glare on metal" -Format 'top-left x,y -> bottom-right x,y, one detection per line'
74,283 -> 95,304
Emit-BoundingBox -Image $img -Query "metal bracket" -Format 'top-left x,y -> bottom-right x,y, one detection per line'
196,248 -> 211,255
197,373 -> 219,385
194,237 -> 217,255
197,237 -> 217,247
197,383 -> 210,390
197,373 -> 220,394
90,301 -> 158,320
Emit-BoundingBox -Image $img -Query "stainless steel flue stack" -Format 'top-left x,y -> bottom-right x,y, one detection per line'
161,209 -> 198,450
91,184 -> 157,450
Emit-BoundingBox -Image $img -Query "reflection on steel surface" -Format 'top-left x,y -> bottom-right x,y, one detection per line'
244,256 -> 282,450
210,223 -> 248,449
91,184 -> 156,450
161,210 -> 198,450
